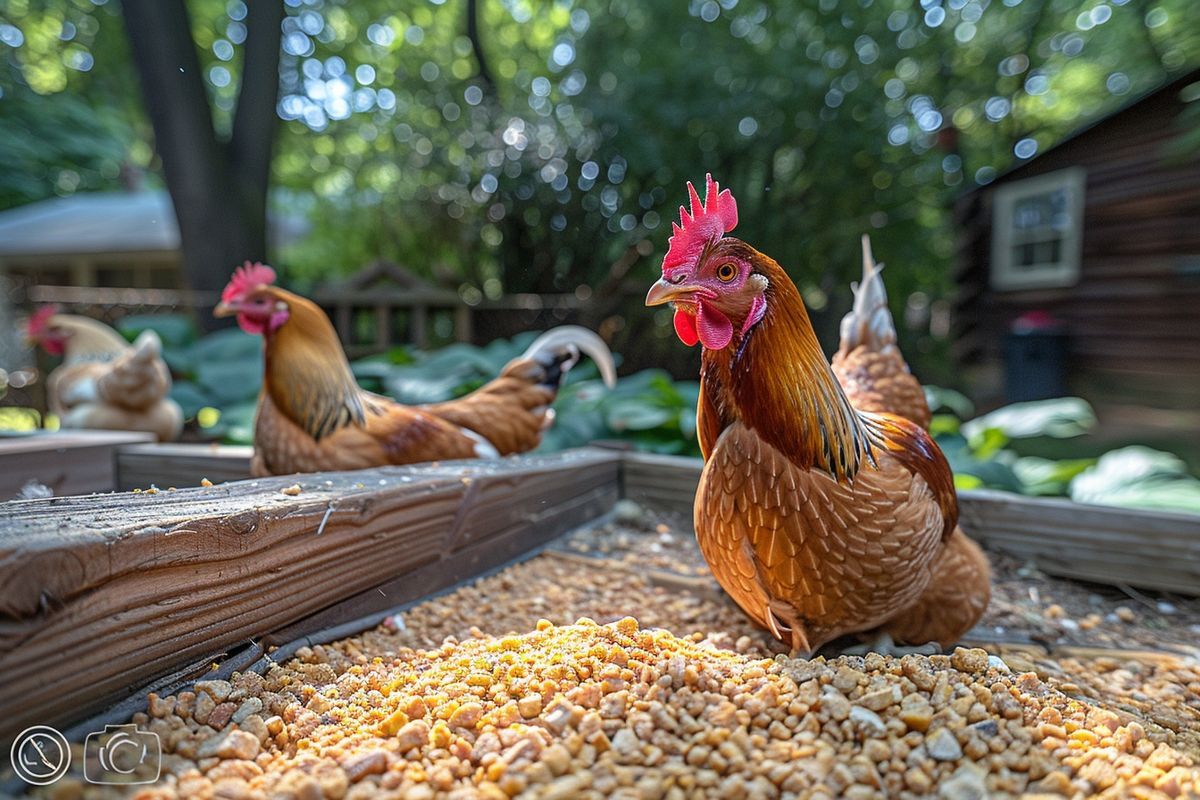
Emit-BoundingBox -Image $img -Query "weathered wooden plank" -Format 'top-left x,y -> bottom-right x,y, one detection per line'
622,452 -> 702,516
620,453 -> 1200,596
0,430 -> 154,498
0,448 -> 620,744
115,443 -> 254,490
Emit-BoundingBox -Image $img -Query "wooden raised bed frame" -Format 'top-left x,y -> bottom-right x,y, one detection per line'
2,446 -> 1198,752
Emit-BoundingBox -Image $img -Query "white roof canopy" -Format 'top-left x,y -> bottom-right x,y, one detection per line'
0,190 -> 305,258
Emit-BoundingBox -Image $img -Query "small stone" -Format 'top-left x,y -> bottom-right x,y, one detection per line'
195,680 -> 233,703
611,728 -> 639,756
950,648 -> 989,673
231,697 -> 263,724
215,731 -> 260,760
1043,604 -> 1065,620
1115,606 -> 1136,623
968,719 -> 999,738
306,693 -> 333,714
281,484 -> 302,496
848,705 -> 886,736
518,694 -> 543,718
858,685 -> 901,711
540,744 -> 571,775
987,655 -> 1011,673
207,702 -> 236,730
394,720 -> 430,752
613,499 -> 648,526
938,764 -> 986,800
926,727 -> 964,761
342,751 -> 387,783
899,706 -> 934,733
147,693 -> 176,718
193,692 -> 216,725
449,702 -> 484,730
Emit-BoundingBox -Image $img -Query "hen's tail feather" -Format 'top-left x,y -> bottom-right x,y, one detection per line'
520,325 -> 617,390
838,234 -> 898,354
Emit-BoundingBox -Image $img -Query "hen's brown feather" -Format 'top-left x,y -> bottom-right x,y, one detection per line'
697,422 -> 946,652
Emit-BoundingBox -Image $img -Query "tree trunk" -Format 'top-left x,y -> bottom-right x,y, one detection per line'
121,0 -> 283,329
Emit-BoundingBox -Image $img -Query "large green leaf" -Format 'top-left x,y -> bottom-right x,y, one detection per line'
962,398 -> 1096,441
118,314 -> 198,349
1012,456 -> 1096,497
1070,446 -> 1200,514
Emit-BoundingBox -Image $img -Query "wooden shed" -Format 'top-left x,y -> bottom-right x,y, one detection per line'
954,68 -> 1200,437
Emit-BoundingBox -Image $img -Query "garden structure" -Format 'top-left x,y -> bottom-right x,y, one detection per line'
1,441 -> 1198,797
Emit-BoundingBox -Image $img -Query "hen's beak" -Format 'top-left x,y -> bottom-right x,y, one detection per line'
213,301 -> 237,318
645,279 -> 694,307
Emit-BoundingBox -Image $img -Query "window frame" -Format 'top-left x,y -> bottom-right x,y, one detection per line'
989,167 -> 1086,292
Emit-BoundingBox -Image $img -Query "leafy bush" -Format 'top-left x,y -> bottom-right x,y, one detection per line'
926,390 -> 1200,515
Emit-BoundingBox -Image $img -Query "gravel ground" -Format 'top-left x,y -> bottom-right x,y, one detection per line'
33,507 -> 1200,799
556,501 -> 1200,656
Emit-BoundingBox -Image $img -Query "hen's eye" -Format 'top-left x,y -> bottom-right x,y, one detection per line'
717,263 -> 737,282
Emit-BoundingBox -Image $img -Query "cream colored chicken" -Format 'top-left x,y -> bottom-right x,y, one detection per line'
26,307 -> 182,441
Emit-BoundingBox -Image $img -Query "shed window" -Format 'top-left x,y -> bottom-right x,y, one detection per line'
990,167 -> 1085,291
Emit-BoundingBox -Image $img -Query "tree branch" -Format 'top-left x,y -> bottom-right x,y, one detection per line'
466,0 -> 495,92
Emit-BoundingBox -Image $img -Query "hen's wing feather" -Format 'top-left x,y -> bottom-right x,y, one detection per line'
95,331 -> 171,411
422,357 -> 557,455
251,390 -> 483,476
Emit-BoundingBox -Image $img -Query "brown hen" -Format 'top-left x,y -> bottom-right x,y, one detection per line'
832,237 -> 990,648
215,264 -> 615,477
646,175 -> 986,654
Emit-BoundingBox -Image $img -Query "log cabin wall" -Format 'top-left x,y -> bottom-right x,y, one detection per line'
954,70 -> 1200,424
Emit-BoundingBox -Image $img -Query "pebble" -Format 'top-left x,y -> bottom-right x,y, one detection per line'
938,764 -> 987,800
848,705 -> 886,736
195,679 -> 233,703
927,727 -> 965,761
393,720 -> 429,752
231,697 -> 262,724
342,750 -> 387,783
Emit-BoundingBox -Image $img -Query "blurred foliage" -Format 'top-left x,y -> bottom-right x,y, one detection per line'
3,0 -> 1199,383
926,390 -> 1200,513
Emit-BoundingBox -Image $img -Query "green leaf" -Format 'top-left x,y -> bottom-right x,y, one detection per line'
954,473 -> 984,490
1070,446 -> 1200,514
1012,456 -> 1096,496
924,385 -> 975,419
962,398 -> 1096,441
117,314 -> 198,349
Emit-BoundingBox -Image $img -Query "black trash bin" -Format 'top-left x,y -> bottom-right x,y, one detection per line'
1004,311 -> 1067,403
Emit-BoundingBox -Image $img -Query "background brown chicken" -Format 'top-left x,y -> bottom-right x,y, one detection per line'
646,175 -> 987,654
832,237 -> 991,649
214,263 -> 616,477
26,306 -> 183,442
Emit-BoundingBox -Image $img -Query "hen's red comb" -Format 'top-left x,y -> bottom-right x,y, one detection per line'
221,261 -> 277,303
27,305 -> 59,337
663,173 -> 738,270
